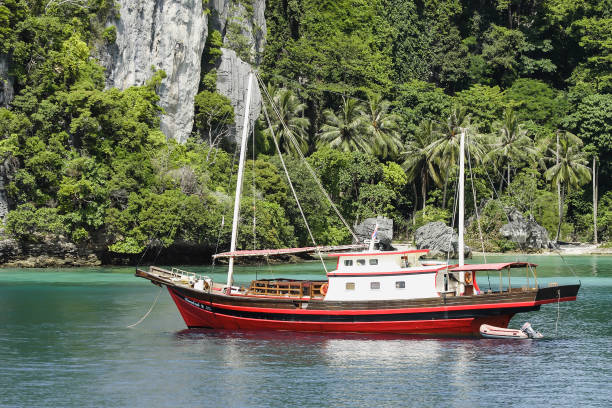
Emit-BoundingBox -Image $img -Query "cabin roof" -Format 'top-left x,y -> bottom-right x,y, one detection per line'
327,249 -> 430,257
212,244 -> 368,258
449,262 -> 537,271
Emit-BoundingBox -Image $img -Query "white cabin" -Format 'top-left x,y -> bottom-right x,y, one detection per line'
324,249 -> 451,301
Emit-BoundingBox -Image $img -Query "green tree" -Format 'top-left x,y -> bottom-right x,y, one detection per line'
485,108 -> 537,191
426,106 -> 477,208
262,85 -> 310,155
362,93 -> 402,159
193,90 -> 235,148
403,120 -> 440,210
544,131 -> 591,240
318,96 -> 368,153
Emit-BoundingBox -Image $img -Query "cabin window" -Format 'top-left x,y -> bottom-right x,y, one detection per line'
344,259 -> 353,267
370,282 -> 380,290
369,259 -> 378,265
345,282 -> 355,290
357,259 -> 366,266
395,281 -> 405,289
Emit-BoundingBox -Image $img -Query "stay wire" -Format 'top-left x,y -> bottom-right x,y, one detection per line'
261,100 -> 328,274
467,136 -> 491,290
210,135 -> 240,274
256,72 -> 360,244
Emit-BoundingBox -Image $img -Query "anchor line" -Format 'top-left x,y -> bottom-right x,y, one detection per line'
127,286 -> 163,328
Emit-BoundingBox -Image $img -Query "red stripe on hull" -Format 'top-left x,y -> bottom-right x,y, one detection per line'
174,292 -> 574,316
168,289 -> 513,335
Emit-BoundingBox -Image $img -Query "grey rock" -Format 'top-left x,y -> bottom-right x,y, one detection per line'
0,239 -> 20,263
216,48 -> 262,144
209,0 -> 266,64
415,221 -> 471,259
103,0 -> 266,144
499,207 -> 555,250
353,216 -> 394,250
104,0 -> 209,143
0,235 -> 101,267
0,54 -> 14,108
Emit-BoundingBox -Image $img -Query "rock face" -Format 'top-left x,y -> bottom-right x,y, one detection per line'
499,207 -> 555,250
353,216 -> 394,250
103,0 -> 266,143
0,237 -> 101,267
104,0 -> 208,143
216,48 -> 262,143
415,221 -> 471,259
0,54 -> 14,108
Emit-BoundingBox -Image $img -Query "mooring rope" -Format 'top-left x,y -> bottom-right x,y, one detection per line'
127,286 -> 163,328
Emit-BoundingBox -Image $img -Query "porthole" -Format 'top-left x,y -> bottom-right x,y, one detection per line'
345,282 -> 355,290
395,281 -> 405,289
356,259 -> 366,266
370,282 -> 380,290
344,259 -> 353,266
369,259 -> 378,265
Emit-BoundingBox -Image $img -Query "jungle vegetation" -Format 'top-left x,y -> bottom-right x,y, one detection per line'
0,0 -> 610,257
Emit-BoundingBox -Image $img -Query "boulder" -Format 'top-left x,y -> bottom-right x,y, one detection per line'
415,221 -> 471,259
353,216 -> 394,250
499,207 -> 556,250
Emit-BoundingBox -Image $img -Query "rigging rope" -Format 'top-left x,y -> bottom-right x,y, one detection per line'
256,72 -> 360,244
261,100 -> 328,273
210,139 -> 240,274
467,136 -> 491,290
445,168 -> 460,266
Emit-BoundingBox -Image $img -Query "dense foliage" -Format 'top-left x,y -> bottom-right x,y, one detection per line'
0,0 -> 610,260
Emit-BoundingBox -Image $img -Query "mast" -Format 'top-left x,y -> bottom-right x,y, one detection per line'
226,71 -> 254,290
458,129 -> 465,267
457,128 -> 465,296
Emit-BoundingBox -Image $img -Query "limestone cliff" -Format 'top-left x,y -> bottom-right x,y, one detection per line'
0,55 -> 14,108
216,48 -> 262,143
103,0 -> 266,143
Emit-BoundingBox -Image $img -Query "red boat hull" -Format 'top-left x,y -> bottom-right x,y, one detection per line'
168,288 -> 518,335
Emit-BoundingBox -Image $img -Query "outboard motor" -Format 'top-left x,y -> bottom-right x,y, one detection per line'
521,322 -> 543,339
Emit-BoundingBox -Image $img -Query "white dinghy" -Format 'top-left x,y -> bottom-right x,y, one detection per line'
480,322 -> 543,339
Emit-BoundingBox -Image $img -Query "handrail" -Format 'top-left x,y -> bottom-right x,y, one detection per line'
150,266 -> 210,284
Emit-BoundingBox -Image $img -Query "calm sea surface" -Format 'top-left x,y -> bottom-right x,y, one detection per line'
1,255 -> 611,408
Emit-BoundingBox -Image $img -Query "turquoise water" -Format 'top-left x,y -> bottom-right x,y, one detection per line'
1,255 -> 611,407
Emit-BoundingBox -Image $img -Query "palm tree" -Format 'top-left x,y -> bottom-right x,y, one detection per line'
544,131 -> 591,241
485,108 -> 537,190
426,106 -> 477,208
403,120 -> 441,210
318,96 -> 370,153
363,94 -> 403,159
262,85 -> 310,155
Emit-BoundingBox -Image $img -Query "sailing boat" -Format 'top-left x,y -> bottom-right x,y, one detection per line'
136,73 -> 580,336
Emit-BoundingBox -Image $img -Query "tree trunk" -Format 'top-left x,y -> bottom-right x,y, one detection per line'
593,157 -> 598,244
556,184 -> 565,242
555,130 -> 561,242
507,163 -> 511,188
421,168 -> 427,210
412,183 -> 418,225
442,166 -> 449,208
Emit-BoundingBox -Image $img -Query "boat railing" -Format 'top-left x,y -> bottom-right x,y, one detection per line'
149,266 -> 210,285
